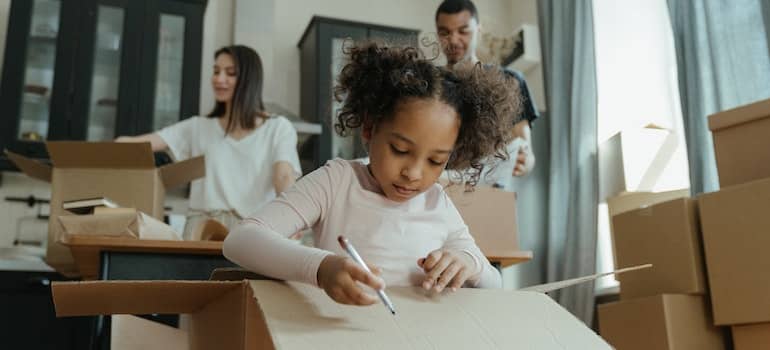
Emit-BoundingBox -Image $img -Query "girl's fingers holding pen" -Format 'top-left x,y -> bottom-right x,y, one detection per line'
345,259 -> 385,290
435,262 -> 462,292
421,250 -> 444,270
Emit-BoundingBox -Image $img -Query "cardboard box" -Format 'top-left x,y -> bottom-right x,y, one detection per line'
732,323 -> 770,350
599,126 -> 687,200
444,185 -> 521,258
698,177 -> 770,325
708,97 -> 770,188
605,189 -> 690,271
52,279 -> 611,349
598,294 -> 725,350
58,209 -> 182,241
613,198 -> 707,299
6,142 -> 204,275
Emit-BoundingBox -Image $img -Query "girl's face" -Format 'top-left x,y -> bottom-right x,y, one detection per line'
364,98 -> 460,202
212,53 -> 237,103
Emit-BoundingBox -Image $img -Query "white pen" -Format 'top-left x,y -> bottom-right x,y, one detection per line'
337,236 -> 397,315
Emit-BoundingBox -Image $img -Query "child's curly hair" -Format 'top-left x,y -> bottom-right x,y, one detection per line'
334,41 -> 522,186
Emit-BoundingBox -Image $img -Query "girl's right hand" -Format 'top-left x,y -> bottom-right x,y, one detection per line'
316,255 -> 385,306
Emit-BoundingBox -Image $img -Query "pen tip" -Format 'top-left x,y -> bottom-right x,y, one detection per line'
391,310 -> 396,315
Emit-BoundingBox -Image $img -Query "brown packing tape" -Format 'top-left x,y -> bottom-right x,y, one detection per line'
52,280 -> 243,317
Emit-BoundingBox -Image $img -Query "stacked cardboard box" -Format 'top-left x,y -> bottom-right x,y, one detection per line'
598,197 -> 726,349
699,98 -> 770,349
600,97 -> 770,349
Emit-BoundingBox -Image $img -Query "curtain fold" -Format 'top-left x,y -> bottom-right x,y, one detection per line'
537,0 -> 599,324
667,0 -> 770,194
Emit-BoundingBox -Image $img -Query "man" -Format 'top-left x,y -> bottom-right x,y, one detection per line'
435,0 -> 539,177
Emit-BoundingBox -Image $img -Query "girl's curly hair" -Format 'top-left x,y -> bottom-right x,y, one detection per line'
334,41 -> 523,186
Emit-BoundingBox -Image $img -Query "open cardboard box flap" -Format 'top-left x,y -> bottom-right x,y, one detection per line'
53,279 -> 611,349
6,142 -> 204,189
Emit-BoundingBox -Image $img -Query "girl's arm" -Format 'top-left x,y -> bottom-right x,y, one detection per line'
224,164 -> 333,285
115,133 -> 168,152
272,161 -> 297,194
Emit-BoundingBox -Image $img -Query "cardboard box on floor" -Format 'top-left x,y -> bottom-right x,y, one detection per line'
612,198 -> 707,299
732,323 -> 770,350
53,279 -> 611,350
698,176 -> 770,325
6,142 -> 204,276
708,97 -> 770,188
598,294 -> 725,350
605,189 -> 690,271
599,125 -> 687,200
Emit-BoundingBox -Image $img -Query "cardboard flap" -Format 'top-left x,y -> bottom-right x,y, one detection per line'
247,280 -> 611,349
52,280 -> 243,317
159,156 -> 205,189
47,141 -> 155,168
519,264 -> 652,293
5,150 -> 52,182
636,129 -> 678,191
445,186 -> 519,253
709,98 -> 770,131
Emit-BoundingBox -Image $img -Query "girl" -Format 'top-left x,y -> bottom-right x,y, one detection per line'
224,42 -> 521,306
117,45 -> 302,240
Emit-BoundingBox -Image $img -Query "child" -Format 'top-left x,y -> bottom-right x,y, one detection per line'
224,42 -> 522,306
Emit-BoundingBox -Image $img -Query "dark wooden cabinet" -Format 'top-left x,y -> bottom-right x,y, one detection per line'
0,270 -> 91,349
0,0 -> 206,169
297,16 -> 419,173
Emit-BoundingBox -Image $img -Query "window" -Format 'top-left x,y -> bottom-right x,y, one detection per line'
592,0 -> 691,291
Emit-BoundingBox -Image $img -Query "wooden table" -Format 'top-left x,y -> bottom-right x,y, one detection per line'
487,250 -> 533,269
62,236 -> 226,280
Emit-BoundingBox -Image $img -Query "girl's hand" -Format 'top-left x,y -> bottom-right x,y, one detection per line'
418,249 -> 477,293
317,255 -> 385,305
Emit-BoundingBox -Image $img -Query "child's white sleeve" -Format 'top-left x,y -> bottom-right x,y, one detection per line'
223,161 -> 342,286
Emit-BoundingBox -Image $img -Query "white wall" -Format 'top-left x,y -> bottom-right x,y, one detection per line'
508,0 -> 545,110
230,0 -> 517,116
198,0 -> 234,114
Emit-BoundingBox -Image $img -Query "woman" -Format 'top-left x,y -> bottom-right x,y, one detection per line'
117,45 -> 301,240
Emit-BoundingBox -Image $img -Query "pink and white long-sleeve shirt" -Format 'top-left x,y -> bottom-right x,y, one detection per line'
223,158 -> 501,288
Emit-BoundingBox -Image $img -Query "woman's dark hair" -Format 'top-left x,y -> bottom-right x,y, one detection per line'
334,41 -> 522,186
207,45 -> 267,133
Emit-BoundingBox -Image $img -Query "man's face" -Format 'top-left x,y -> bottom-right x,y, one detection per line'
436,10 -> 480,66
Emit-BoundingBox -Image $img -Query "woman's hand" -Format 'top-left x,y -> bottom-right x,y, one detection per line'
317,255 -> 385,305
418,249 -> 478,293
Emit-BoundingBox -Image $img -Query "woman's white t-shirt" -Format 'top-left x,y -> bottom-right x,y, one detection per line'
157,115 -> 302,218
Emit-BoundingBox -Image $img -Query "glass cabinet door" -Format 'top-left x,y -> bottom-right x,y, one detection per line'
17,0 -> 61,142
152,13 -> 185,131
85,5 -> 125,141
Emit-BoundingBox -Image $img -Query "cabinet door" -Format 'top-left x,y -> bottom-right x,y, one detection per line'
70,0 -> 142,141
135,0 -> 203,135
317,23 -> 367,164
0,0 -> 75,158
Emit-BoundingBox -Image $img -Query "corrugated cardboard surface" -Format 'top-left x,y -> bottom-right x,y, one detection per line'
606,189 -> 690,271
47,141 -> 156,168
598,294 -> 725,350
444,185 -> 519,256
599,127 -> 683,200
53,280 -> 610,349
732,323 -> 770,350
613,198 -> 706,299
111,315 -> 187,350
708,97 -> 770,188
699,177 -> 770,325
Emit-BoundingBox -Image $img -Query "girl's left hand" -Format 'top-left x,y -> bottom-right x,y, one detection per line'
417,249 -> 477,293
